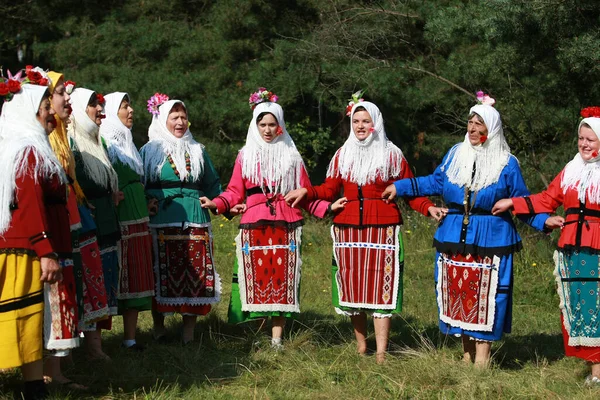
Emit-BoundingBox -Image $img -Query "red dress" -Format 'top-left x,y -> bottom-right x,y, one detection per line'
306,156 -> 433,313
512,169 -> 600,362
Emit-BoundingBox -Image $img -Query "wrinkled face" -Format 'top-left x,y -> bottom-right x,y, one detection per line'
51,81 -> 71,121
37,96 -> 57,135
352,110 -> 374,141
86,96 -> 104,126
467,115 -> 488,146
118,99 -> 134,129
166,109 -> 188,138
578,125 -> 600,161
257,113 -> 278,143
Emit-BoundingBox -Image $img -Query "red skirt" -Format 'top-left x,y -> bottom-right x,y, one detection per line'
561,315 -> 600,363
118,221 -> 154,300
153,226 -> 219,315
44,259 -> 79,350
79,232 -> 110,324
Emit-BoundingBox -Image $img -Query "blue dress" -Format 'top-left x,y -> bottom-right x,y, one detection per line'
394,149 -> 548,341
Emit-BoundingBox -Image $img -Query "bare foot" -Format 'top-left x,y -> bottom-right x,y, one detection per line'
376,352 -> 386,364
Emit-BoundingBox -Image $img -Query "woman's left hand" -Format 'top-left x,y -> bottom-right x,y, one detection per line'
428,206 -> 448,222
381,184 -> 397,202
544,215 -> 565,230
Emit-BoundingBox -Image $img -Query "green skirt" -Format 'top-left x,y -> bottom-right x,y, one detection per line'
331,225 -> 404,315
228,258 -> 295,324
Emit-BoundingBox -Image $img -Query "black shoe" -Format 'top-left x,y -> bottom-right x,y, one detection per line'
121,342 -> 146,352
22,379 -> 48,400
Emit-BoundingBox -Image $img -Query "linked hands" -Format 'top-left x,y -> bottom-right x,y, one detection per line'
381,184 -> 396,202
284,188 -> 308,208
199,197 -> 246,216
331,197 -> 348,212
428,206 -> 448,222
492,198 -> 564,229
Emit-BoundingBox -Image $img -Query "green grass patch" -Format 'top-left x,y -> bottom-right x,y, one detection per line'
1,207 -> 599,399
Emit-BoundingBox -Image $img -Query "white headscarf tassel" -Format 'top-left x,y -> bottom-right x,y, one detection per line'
240,102 -> 304,194
442,104 -> 511,191
561,118 -> 600,204
327,101 -> 403,186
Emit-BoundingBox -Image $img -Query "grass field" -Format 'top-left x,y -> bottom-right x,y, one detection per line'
2,206 -> 600,399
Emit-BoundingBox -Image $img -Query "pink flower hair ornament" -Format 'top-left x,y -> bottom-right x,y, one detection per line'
248,87 -> 278,110
476,91 -> 495,107
147,92 -> 170,116
346,89 -> 366,116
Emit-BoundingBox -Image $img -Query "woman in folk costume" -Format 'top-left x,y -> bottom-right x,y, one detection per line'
200,89 -> 345,349
34,70 -> 86,390
100,92 -> 154,350
50,81 -> 109,361
285,97 -> 442,363
0,80 -> 66,400
68,88 -> 120,360
493,107 -> 600,384
383,93 -> 560,367
141,94 -> 222,344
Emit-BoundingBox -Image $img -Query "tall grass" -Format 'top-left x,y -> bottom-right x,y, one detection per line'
1,205 -> 599,399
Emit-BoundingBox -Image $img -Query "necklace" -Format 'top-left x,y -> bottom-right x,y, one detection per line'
167,152 -> 191,180
462,186 -> 478,225
462,163 -> 478,225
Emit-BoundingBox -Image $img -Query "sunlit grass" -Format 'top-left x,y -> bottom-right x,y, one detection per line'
1,206 -> 599,399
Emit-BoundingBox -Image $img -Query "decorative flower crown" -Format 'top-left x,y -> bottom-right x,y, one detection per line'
64,80 -> 76,95
345,90 -> 365,116
476,91 -> 495,106
249,87 -> 278,110
25,65 -> 51,87
147,92 -> 170,116
581,107 -> 600,119
0,66 -> 52,102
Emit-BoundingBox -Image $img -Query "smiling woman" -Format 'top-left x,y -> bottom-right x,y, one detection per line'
383,96 -> 557,368
493,108 -> 600,384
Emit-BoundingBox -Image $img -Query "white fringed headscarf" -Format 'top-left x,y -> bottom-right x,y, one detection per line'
99,92 -> 144,175
141,100 -> 204,183
327,101 -> 403,185
441,104 -> 511,191
561,118 -> 600,204
0,84 -> 66,235
240,102 -> 304,194
67,88 -> 118,193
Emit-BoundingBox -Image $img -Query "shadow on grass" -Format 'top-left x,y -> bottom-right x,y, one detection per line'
0,312 -> 567,398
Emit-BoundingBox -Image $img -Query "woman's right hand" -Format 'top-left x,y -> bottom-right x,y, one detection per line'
381,184 -> 397,202
544,215 -> 565,230
492,198 -> 514,215
147,198 -> 159,216
331,197 -> 348,212
199,196 -> 217,209
284,188 -> 308,208
40,256 -> 62,283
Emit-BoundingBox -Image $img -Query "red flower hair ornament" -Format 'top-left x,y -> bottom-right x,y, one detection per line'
581,107 -> 600,119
